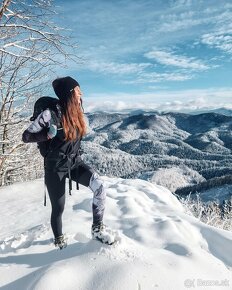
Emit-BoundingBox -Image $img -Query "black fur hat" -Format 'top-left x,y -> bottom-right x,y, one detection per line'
52,76 -> 80,101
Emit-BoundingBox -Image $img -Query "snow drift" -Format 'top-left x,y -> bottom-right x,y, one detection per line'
0,177 -> 231,290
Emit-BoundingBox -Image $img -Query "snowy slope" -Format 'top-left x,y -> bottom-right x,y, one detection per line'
0,177 -> 231,290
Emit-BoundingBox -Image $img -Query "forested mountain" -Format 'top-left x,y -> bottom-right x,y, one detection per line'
82,111 -> 232,194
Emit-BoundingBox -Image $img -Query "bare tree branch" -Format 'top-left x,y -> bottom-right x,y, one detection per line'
0,0 -> 11,21
0,0 -> 80,185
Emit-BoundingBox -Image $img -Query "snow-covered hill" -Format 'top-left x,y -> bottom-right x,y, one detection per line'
0,177 -> 231,290
81,111 -> 232,193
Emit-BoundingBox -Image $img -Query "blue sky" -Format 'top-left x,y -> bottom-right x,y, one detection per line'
54,0 -> 232,112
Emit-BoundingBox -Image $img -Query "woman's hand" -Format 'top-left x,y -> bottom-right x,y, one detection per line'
47,124 -> 57,139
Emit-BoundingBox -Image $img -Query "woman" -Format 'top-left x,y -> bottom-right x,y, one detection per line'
22,76 -> 114,249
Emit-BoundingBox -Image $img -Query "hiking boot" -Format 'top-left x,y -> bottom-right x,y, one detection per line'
91,222 -> 116,245
91,222 -> 105,237
54,234 -> 67,250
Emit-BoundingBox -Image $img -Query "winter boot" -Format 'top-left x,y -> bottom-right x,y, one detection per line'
54,234 -> 67,250
91,222 -> 117,245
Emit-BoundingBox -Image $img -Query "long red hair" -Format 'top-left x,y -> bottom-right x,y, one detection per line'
60,90 -> 87,141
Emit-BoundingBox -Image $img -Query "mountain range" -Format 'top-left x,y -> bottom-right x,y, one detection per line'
82,111 -> 232,195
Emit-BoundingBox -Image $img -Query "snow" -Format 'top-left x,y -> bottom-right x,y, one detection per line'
0,176 -> 231,290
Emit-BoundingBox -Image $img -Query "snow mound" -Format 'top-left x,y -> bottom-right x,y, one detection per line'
0,176 -> 231,290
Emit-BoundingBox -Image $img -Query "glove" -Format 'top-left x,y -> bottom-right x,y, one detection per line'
27,109 -> 51,133
47,124 -> 57,139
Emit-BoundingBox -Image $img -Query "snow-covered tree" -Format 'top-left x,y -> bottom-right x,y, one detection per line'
0,0 -> 78,185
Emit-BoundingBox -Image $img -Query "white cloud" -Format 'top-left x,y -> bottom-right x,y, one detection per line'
144,49 -> 210,70
147,85 -> 169,90
158,17 -> 203,33
122,71 -> 194,84
81,60 -> 152,75
84,88 -> 232,113
157,4 -> 232,34
201,26 -> 232,54
84,97 -> 232,114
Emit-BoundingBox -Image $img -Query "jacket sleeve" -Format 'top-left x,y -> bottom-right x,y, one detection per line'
22,128 -> 49,143
22,109 -> 57,143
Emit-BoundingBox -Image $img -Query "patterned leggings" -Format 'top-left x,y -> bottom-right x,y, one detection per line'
45,162 -> 106,238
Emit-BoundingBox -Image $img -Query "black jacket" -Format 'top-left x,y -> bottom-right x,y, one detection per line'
22,105 -> 83,193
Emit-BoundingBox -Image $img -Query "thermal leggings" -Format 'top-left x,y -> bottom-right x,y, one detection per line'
44,162 -> 106,238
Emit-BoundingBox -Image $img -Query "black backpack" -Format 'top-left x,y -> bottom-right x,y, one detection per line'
30,96 -> 61,122
30,96 -> 63,157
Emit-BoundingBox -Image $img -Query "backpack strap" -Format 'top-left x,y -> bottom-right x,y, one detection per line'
44,157 -> 47,206
44,182 -> 47,206
58,152 -> 82,196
